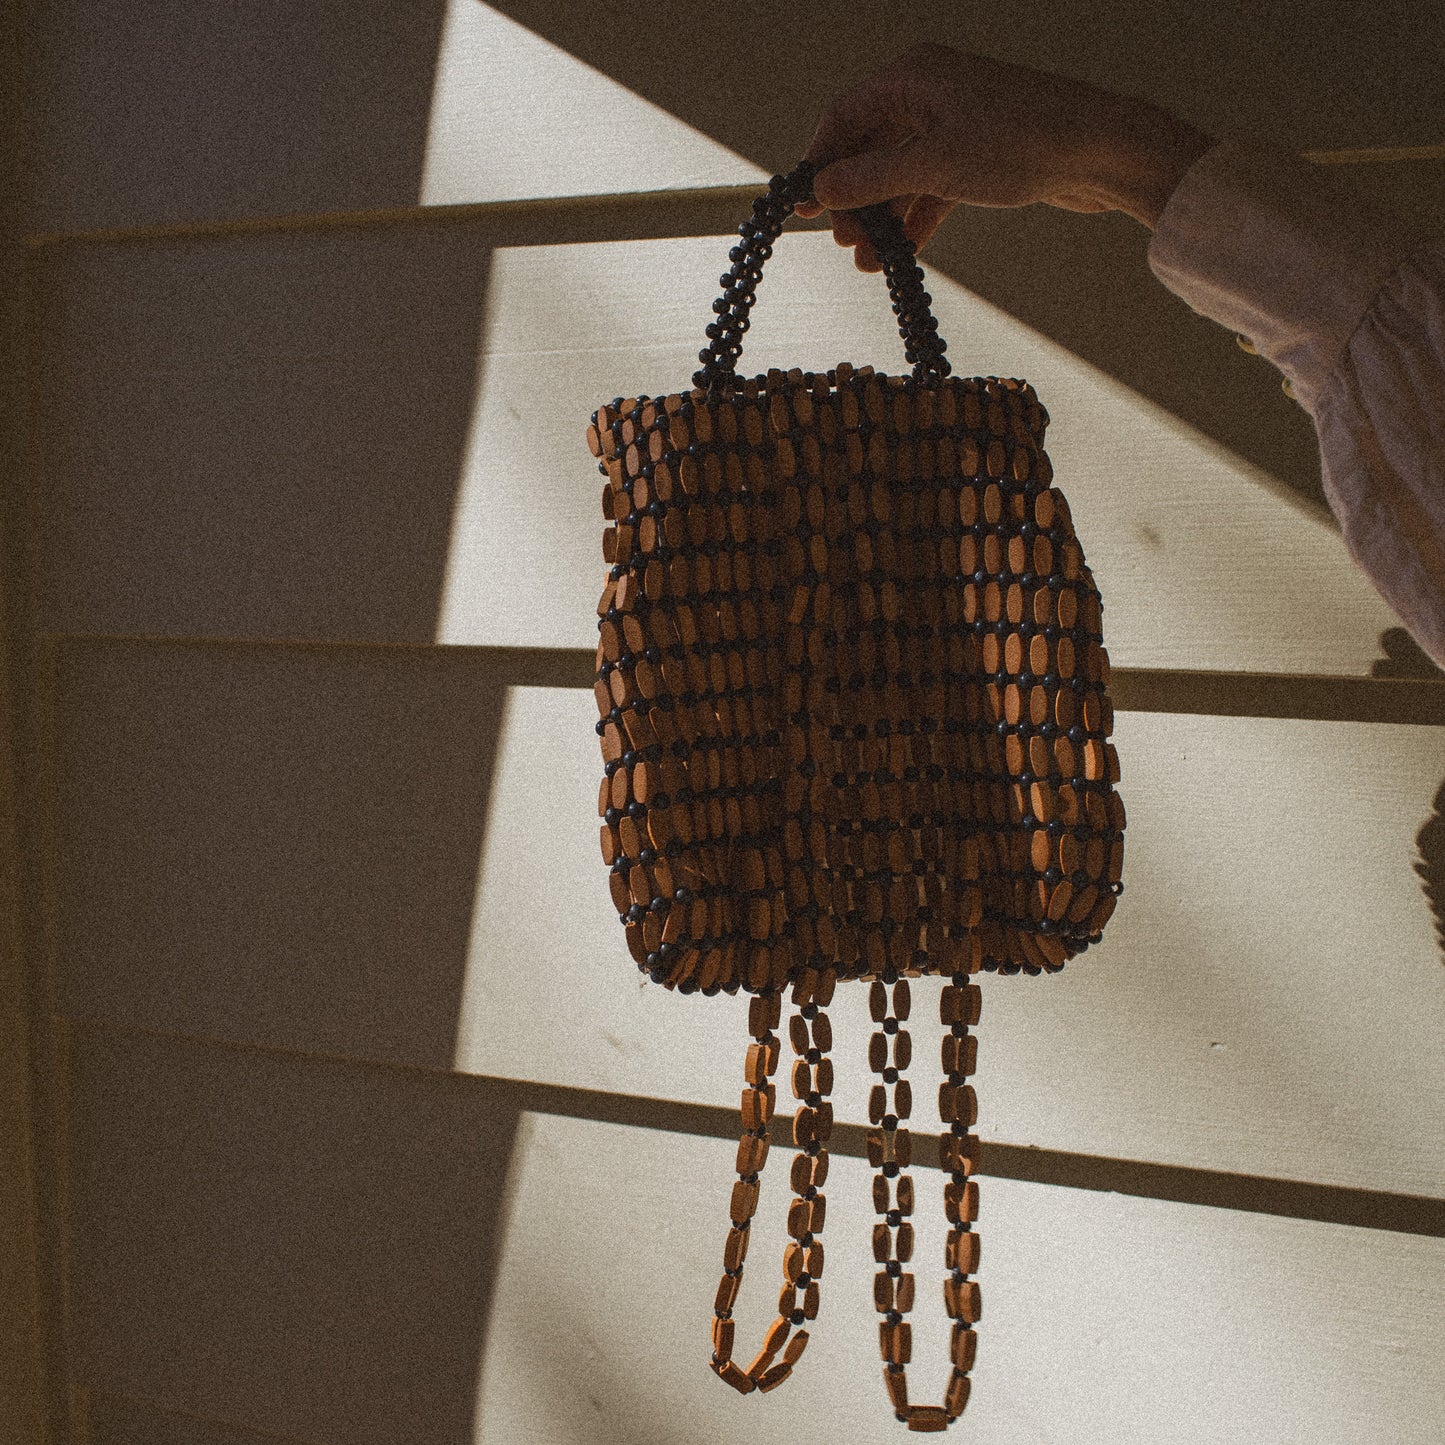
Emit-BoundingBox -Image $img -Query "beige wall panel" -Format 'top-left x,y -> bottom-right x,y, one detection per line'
38,230 -> 1400,672
66,1030 -> 1445,1444
66,1029 -> 523,1445
26,2 -> 1439,234
480,1114 -> 1445,1445
419,2 -> 762,205
457,688 -> 1445,1194
438,235 -> 1400,674
52,640 -> 1445,1193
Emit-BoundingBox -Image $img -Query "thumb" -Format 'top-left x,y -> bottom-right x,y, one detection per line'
812,140 -> 934,212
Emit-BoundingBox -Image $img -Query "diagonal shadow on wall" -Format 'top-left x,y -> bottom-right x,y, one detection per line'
489,0 -> 1445,519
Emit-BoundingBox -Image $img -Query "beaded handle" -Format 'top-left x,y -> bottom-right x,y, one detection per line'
868,972 -> 982,1432
710,970 -> 836,1395
693,161 -> 951,395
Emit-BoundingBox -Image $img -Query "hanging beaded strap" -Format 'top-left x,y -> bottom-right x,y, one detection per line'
693,161 -> 951,396
868,971 -> 982,1432
711,967 -> 836,1393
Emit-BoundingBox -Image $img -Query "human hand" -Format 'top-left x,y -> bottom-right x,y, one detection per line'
794,44 -> 1214,270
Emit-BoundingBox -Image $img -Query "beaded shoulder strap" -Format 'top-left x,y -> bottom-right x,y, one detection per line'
710,968 -> 836,1393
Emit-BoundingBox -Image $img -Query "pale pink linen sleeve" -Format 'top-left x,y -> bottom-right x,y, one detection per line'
1147,140 -> 1445,668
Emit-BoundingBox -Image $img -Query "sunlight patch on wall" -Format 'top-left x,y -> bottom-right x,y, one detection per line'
420,1 -> 766,205
434,232 -> 1400,674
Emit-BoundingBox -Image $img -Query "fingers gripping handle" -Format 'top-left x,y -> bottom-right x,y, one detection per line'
710,972 -> 836,1395
693,162 -> 951,395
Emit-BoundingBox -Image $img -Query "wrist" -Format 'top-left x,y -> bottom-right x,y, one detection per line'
1079,97 -> 1215,229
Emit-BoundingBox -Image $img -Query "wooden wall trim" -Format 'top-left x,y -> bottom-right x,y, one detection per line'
58,1018 -> 1445,1240
499,1072 -> 1445,1239
42,635 -> 1445,728
24,144 -> 1441,253
22,183 -> 802,253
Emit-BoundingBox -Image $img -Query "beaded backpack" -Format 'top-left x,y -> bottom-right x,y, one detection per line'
585,162 -> 1125,1432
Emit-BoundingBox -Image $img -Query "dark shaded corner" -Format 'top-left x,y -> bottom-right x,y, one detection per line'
67,1030 -> 525,1445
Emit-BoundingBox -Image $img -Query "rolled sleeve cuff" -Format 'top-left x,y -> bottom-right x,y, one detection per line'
1147,140 -> 1419,409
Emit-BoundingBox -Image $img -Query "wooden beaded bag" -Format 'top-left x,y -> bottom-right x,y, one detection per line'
585,162 -> 1125,1432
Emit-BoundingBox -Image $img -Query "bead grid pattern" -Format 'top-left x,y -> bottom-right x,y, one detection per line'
587,360 -> 1124,989
584,167 -> 1125,1429
709,971 -> 835,1395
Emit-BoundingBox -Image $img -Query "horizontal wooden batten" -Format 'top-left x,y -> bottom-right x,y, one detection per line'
24,157 -> 1444,254
44,636 -> 1445,1198
24,183 -> 802,253
40,635 -> 1445,726
437,1067 -> 1445,1238
55,1014 -> 1445,1238
1113,666 -> 1445,726
65,1027 -> 1445,1445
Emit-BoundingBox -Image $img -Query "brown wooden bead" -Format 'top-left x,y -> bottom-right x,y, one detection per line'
947,1228 -> 981,1274
891,979 -> 911,1018
784,1239 -> 806,1282
786,1197 -> 815,1239
869,1030 -> 890,1071
730,1179 -> 760,1224
759,1313 -> 791,1364
867,979 -> 888,1021
941,1328 -> 977,1379
896,1272 -> 916,1313
873,1269 -> 894,1312
714,1358 -> 755,1394
783,1329 -> 810,1366
945,1179 -> 980,1224
715,1272 -> 740,1316
942,1033 -> 978,1077
739,1086 -> 774,1132
939,1082 -> 978,1125
885,1365 -> 910,1413
789,1013 -> 810,1054
723,1225 -> 750,1272
711,1314 -> 735,1360
755,1361 -> 793,1392
940,984 -> 982,1026
945,1371 -> 972,1419
905,1406 -> 949,1432
880,1321 -> 913,1365
943,1276 -> 982,1323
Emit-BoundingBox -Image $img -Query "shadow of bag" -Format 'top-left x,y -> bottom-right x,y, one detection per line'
585,162 -> 1125,1432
